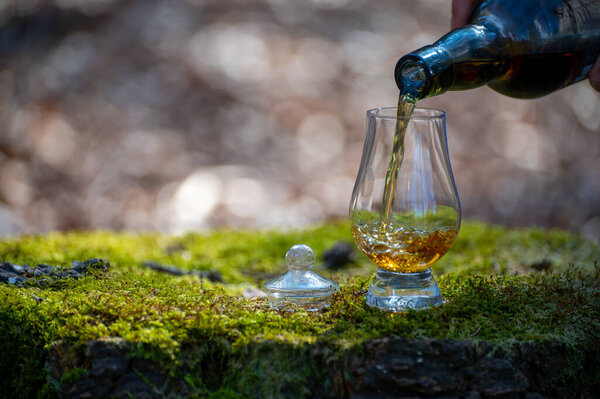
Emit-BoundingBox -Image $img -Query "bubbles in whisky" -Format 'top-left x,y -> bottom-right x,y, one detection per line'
351,222 -> 457,273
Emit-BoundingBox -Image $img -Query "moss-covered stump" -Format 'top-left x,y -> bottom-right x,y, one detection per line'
0,221 -> 599,399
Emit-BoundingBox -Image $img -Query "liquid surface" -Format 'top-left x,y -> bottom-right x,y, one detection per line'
352,222 -> 457,273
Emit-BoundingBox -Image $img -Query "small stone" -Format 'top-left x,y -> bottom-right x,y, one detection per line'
198,269 -> 224,283
72,259 -> 109,273
6,263 -> 23,274
30,293 -> 43,303
530,259 -> 552,272
0,269 -> 15,283
36,278 -> 51,286
1,258 -> 108,286
143,261 -> 224,283
323,241 -> 356,269
64,270 -> 81,279
22,267 -> 35,277
143,261 -> 188,276
34,265 -> 51,277
70,262 -> 85,274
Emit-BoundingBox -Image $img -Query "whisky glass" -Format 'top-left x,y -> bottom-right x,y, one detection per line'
350,107 -> 460,311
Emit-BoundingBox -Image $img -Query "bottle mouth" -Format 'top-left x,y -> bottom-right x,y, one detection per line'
394,56 -> 431,100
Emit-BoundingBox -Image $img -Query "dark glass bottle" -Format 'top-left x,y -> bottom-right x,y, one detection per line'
395,0 -> 600,99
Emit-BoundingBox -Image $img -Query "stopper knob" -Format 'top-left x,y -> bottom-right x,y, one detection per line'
285,244 -> 315,271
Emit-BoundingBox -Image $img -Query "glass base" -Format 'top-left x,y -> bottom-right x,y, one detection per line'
366,268 -> 442,312
267,293 -> 334,312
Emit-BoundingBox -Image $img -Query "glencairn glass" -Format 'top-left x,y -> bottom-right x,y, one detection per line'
350,107 -> 460,311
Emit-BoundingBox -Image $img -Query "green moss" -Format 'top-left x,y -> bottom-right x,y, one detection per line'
59,367 -> 87,386
0,220 -> 598,398
207,388 -> 242,399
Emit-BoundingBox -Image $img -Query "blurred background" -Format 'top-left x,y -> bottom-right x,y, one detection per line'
0,0 -> 599,240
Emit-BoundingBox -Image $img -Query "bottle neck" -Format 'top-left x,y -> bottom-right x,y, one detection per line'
395,25 -> 507,99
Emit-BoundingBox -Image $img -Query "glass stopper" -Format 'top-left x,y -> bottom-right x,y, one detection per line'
262,244 -> 339,311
